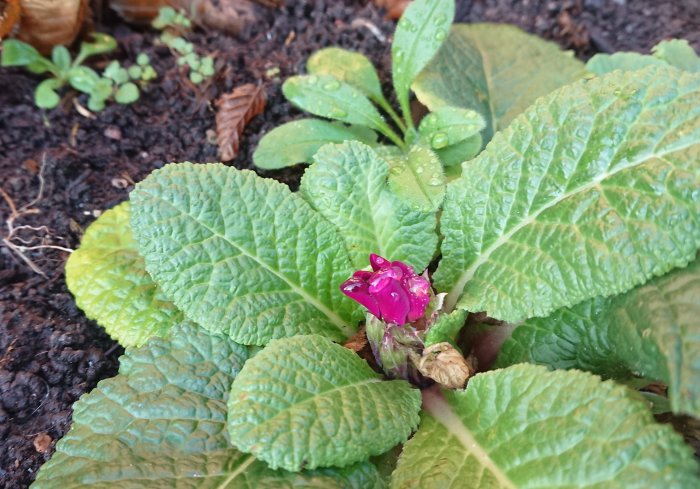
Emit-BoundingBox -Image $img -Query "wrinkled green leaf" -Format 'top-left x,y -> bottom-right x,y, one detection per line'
413,23 -> 585,142
115,82 -> 139,104
418,106 -> 485,150
32,325 -> 383,488
68,66 -> 100,93
437,66 -> 700,321
424,309 -> 467,348
51,45 -> 71,73
300,141 -> 438,271
34,78 -> 62,109
391,0 -> 455,126
130,163 -> 359,345
65,202 -> 182,347
496,257 -> 700,418
228,335 -> 421,472
586,52 -> 666,75
435,133 -> 482,167
253,119 -> 378,170
391,365 -> 700,489
307,47 -> 384,103
652,39 -> 700,72
386,145 -> 445,212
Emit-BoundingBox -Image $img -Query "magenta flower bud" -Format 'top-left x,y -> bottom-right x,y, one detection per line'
340,254 -> 431,325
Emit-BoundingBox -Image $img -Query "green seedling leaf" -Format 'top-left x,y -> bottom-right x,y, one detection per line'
497,257 -> 700,418
136,53 -> 150,66
391,365 -> 700,489
307,47 -> 384,102
67,66 -> 100,93
34,79 -> 62,109
87,96 -> 105,112
75,33 -> 117,65
200,56 -> 215,76
141,65 -> 157,81
652,39 -> 700,72
300,141 -> 438,271
127,65 -> 142,80
130,163 -> 359,346
413,23 -> 584,143
228,334 -> 422,472
115,82 -> 139,104
189,71 -> 203,84
418,106 -> 485,150
435,133 -> 482,168
424,309 -> 467,348
65,202 -> 183,347
102,60 -> 120,80
51,45 -> 71,73
32,325 -> 383,488
1,39 -> 42,67
152,6 -> 177,30
254,118 -> 378,169
437,65 -> 700,321
385,144 -> 445,212
391,0 -> 455,127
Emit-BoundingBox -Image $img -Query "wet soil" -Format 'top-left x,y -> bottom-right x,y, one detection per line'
1,0 -> 699,487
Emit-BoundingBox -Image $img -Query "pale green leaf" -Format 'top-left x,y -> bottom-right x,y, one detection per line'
130,163 -> 359,346
390,365 -> 700,489
437,65 -> 700,321
413,23 -> 585,142
586,52 -> 665,75
51,45 -> 71,73
424,309 -> 467,348
652,39 -> 700,72
34,78 -> 62,109
1,39 -> 43,67
418,106 -> 485,150
32,324 -> 383,488
227,334 -> 422,472
253,119 -> 378,170
307,47 -> 384,102
115,81 -> 139,104
391,0 -> 455,125
300,141 -> 438,271
65,202 -> 183,347
496,257 -> 700,418
386,145 -> 445,212
68,66 -> 100,93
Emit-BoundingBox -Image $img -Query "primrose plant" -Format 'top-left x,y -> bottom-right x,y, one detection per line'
34,0 -> 700,487
0,34 -> 156,111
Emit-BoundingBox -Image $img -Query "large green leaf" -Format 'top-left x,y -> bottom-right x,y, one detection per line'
65,202 -> 182,347
413,23 -> 585,142
390,365 -> 700,489
227,335 -> 422,472
130,163 -> 358,346
391,0 -> 455,127
653,39 -> 700,72
437,65 -> 700,321
253,119 -> 378,170
496,257 -> 700,418
32,324 -> 383,488
385,144 -> 445,212
587,39 -> 700,75
300,141 -> 438,271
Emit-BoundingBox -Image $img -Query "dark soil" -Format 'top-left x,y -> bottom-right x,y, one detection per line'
1,0 -> 698,487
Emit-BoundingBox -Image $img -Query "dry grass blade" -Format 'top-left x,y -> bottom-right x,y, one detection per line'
215,83 -> 265,161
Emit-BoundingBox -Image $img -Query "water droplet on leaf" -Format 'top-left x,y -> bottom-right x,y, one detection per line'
434,30 -> 447,41
323,80 -> 340,91
431,132 -> 449,149
307,75 -> 318,85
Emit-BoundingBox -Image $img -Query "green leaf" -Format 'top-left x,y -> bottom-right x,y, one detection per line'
115,82 -> 139,104
391,0 -> 455,127
130,163 -> 359,346
300,141 -> 438,271
34,79 -> 62,109
75,33 -> 117,64
390,365 -> 700,489
136,52 -> 150,66
253,119 -> 378,170
127,65 -> 142,80
51,45 -> 71,73
1,39 -> 42,67
32,325 -> 383,488
418,106 -> 485,150
90,77 -> 113,100
652,39 -> 700,72
435,133 -> 482,167
436,65 -> 700,321
65,202 -> 183,347
424,309 -> 467,348
496,257 -> 700,418
68,66 -> 100,93
386,145 -> 445,212
307,47 -> 384,103
283,75 -> 396,140
413,23 -> 585,143
228,334 -> 422,472
586,52 -> 666,75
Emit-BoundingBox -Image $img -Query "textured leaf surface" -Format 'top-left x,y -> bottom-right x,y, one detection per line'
424,309 -> 468,348
435,133 -> 482,167
390,365 -> 700,489
386,145 -> 445,211
497,257 -> 700,417
65,202 -> 182,347
413,23 -> 584,142
391,0 -> 455,124
253,119 -> 377,169
227,334 -> 422,472
653,39 -> 700,72
418,106 -> 485,150
437,66 -> 700,320
32,325 -> 383,488
130,163 -> 358,345
300,141 -> 438,271
587,39 -> 700,75
307,47 -> 384,102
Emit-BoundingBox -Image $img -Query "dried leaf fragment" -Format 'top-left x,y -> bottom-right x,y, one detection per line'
417,342 -> 474,389
33,432 -> 52,453
0,0 -> 21,38
215,83 -> 265,161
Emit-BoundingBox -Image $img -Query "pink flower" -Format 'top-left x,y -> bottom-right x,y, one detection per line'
340,254 -> 431,325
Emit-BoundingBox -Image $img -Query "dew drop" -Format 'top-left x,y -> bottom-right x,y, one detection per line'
431,132 -> 449,149
434,14 -> 447,25
429,177 -> 442,186
323,79 -> 341,91
423,114 -> 437,127
330,107 -> 348,118
394,49 -> 404,61
389,165 -> 404,176
416,165 -> 425,174
434,30 -> 447,42
307,75 -> 318,85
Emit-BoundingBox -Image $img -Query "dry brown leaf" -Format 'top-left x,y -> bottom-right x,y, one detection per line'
0,0 -> 21,39
33,432 -> 52,453
109,0 -> 169,24
17,0 -> 88,53
215,83 -> 265,161
372,0 -> 410,20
